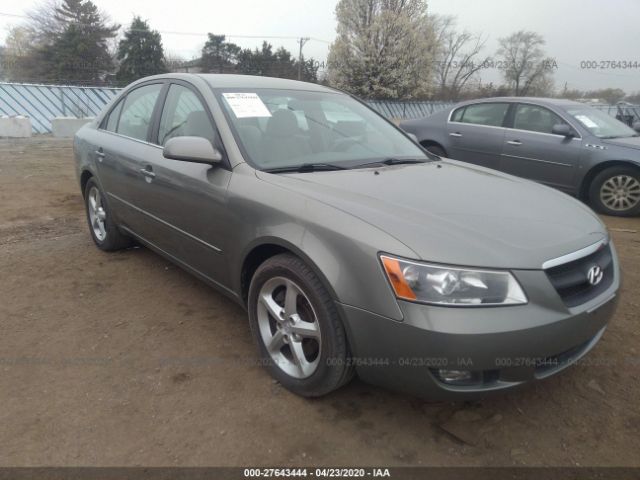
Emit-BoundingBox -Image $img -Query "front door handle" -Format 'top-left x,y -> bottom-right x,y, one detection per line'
139,167 -> 156,181
449,132 -> 463,138
95,148 -> 105,162
507,140 -> 522,146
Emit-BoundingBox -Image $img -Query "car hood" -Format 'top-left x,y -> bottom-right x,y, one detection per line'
601,135 -> 640,151
256,160 -> 607,269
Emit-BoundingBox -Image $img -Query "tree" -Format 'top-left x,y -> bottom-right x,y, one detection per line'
585,88 -> 626,104
116,17 -> 166,84
430,15 -> 488,101
1,26 -> 33,81
200,34 -> 241,73
234,41 -> 318,82
496,31 -> 555,96
14,0 -> 120,84
327,0 -> 434,99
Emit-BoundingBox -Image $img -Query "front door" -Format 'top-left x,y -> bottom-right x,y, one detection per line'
500,103 -> 582,192
128,82 -> 233,290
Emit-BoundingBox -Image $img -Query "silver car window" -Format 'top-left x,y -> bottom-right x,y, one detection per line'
116,83 -> 163,141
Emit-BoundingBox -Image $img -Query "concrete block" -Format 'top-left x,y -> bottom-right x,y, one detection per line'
0,116 -> 32,137
51,117 -> 94,138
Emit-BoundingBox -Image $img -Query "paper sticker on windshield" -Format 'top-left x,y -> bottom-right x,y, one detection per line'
222,93 -> 272,118
575,114 -> 599,129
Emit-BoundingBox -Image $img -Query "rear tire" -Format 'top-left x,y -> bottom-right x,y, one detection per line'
424,144 -> 446,157
588,166 -> 640,217
248,253 -> 354,397
84,177 -> 133,251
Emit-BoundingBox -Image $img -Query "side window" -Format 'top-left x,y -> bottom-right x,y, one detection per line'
513,104 -> 566,134
116,83 -> 163,141
158,84 -> 216,145
104,99 -> 123,132
450,106 -> 465,122
459,103 -> 509,127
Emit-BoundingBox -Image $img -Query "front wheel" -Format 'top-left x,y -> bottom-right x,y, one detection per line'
248,254 -> 354,397
588,166 -> 640,217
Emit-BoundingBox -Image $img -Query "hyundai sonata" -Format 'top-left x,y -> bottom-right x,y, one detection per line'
74,74 -> 619,399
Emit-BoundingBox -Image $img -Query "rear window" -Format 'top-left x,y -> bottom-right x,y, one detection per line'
455,103 -> 509,127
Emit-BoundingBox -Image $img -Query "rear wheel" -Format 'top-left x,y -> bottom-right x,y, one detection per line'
248,253 -> 353,397
588,166 -> 640,217
84,178 -> 132,251
423,144 -> 446,157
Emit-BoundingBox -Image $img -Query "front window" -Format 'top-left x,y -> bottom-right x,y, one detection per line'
513,104 -> 567,134
158,84 -> 216,146
216,89 -> 428,170
567,107 -> 638,139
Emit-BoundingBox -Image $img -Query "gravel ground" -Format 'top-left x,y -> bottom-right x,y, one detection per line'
0,136 -> 639,467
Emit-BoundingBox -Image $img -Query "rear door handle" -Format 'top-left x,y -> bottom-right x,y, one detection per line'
449,132 -> 463,138
507,140 -> 522,146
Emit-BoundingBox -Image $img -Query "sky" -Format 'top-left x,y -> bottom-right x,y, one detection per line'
1,0 -> 639,92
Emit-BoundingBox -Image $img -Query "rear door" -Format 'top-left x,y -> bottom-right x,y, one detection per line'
127,82 -> 233,289
500,103 -> 582,192
446,102 -> 509,170
94,82 -> 165,228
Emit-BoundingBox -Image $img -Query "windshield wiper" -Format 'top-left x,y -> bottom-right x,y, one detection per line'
262,163 -> 350,173
353,157 -> 429,169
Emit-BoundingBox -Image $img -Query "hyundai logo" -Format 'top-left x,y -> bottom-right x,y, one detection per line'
587,265 -> 604,286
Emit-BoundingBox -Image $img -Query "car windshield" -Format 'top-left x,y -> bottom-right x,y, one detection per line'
216,89 -> 429,170
566,107 -> 638,139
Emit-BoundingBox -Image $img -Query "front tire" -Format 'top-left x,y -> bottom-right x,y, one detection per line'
84,178 -> 132,251
588,166 -> 640,217
248,253 -> 354,397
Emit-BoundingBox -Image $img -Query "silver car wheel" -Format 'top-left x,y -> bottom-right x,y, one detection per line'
600,175 -> 640,211
87,186 -> 107,241
256,276 -> 322,379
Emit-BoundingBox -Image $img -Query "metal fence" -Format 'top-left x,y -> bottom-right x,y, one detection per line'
0,83 -> 120,133
1,81 -> 637,134
0,82 -> 456,134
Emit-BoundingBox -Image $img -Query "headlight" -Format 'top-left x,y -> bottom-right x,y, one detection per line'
380,255 -> 527,306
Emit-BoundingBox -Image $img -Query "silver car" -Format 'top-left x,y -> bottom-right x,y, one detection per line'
74,75 -> 619,399
400,98 -> 640,216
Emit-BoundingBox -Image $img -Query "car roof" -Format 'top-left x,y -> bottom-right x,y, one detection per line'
135,73 -> 339,93
455,97 -> 584,109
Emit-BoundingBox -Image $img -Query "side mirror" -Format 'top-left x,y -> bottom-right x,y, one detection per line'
633,122 -> 640,133
406,132 -> 419,143
552,124 -> 573,137
163,136 -> 222,164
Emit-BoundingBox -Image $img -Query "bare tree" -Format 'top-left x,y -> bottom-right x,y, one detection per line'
496,30 -> 555,96
430,15 -> 488,101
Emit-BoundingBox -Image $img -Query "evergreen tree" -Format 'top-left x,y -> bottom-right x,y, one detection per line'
116,17 -> 167,84
36,0 -> 119,84
201,34 -> 241,73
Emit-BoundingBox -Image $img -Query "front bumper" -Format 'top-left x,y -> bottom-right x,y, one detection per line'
337,254 -> 620,400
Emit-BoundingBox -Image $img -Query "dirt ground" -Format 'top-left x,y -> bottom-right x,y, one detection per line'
0,136 -> 639,467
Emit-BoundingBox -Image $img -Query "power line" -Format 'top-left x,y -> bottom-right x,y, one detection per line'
0,11 -> 331,43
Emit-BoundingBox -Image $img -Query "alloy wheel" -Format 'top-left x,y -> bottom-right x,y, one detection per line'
87,186 -> 107,241
600,175 -> 640,212
256,276 -> 322,379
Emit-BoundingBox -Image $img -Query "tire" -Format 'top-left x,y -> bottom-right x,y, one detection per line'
248,253 -> 354,397
424,144 -> 446,157
84,177 -> 132,251
588,166 -> 640,217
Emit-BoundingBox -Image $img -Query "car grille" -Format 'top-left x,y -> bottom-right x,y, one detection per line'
545,243 -> 614,308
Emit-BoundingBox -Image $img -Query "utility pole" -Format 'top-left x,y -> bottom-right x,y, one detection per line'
297,37 -> 309,80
